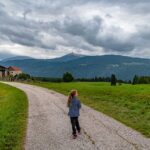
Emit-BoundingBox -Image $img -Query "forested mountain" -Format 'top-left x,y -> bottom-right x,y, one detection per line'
1,53 -> 150,80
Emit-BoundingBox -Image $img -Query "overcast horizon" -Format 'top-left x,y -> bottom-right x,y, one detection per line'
0,0 -> 150,59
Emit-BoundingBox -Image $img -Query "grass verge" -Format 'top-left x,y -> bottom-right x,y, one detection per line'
0,82 -> 28,150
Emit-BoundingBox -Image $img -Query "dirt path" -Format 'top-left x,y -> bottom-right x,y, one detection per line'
4,82 -> 150,150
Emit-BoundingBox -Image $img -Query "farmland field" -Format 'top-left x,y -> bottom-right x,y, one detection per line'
0,82 -> 28,150
30,81 -> 150,137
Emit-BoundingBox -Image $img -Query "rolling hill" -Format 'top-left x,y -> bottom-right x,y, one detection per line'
1,53 -> 150,80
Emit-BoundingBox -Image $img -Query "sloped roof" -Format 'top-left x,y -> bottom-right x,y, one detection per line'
8,66 -> 21,71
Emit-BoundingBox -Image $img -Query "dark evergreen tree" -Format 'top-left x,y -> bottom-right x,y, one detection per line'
128,80 -> 132,84
132,75 -> 139,85
94,76 -> 98,82
63,72 -> 74,82
111,74 -> 117,86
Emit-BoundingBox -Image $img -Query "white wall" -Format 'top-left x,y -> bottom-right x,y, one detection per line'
9,71 -> 22,76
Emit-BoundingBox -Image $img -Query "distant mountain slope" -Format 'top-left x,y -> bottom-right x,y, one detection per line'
47,52 -> 86,62
1,54 -> 150,80
2,56 -> 34,62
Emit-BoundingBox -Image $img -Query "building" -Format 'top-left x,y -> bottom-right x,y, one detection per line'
0,65 -> 22,78
8,66 -> 22,76
0,65 -> 8,78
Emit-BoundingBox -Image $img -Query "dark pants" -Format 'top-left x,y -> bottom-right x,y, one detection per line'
70,117 -> 81,135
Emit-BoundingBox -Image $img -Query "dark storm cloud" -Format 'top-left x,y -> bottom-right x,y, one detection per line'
0,0 -> 150,58
53,16 -> 135,52
0,7 -> 56,50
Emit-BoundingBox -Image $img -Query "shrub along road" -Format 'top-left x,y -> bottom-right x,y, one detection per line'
4,82 -> 150,150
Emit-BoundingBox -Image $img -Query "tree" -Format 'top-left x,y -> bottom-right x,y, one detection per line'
138,76 -> 150,84
111,74 -> 117,86
8,74 -> 14,81
63,72 -> 74,82
15,73 -> 31,81
128,80 -> 132,84
132,75 -> 138,85
94,76 -> 98,82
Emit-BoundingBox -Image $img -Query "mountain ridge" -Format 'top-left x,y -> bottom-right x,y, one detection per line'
0,54 -> 150,80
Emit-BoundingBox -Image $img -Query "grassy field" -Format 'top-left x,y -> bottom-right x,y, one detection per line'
0,83 -> 28,150
30,81 -> 150,138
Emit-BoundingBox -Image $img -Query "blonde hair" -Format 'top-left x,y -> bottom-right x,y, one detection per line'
67,89 -> 77,107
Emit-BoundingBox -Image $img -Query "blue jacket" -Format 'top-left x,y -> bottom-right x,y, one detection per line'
68,96 -> 81,117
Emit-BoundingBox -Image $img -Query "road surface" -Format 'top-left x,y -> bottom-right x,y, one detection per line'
4,82 -> 150,150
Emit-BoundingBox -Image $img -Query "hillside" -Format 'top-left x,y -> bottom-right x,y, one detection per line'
1,54 -> 150,80
2,56 -> 34,62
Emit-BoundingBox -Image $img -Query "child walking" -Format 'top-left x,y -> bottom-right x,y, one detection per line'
67,90 -> 81,139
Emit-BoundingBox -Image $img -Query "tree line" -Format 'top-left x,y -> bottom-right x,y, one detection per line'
132,75 -> 150,84
3,72 -> 150,85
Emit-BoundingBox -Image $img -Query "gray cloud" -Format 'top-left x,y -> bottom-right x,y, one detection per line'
53,16 -> 135,52
0,8 -> 57,50
0,0 -> 150,59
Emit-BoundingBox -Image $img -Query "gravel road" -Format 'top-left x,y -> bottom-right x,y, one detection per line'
4,82 -> 150,150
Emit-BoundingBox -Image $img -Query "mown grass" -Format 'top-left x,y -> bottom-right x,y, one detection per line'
0,83 -> 28,150
30,81 -> 150,138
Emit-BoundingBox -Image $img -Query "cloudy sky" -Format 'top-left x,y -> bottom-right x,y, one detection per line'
0,0 -> 150,59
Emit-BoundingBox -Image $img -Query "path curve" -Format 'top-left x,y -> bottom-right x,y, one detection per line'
4,82 -> 150,150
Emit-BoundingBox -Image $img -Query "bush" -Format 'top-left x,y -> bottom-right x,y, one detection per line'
34,77 -> 62,82
14,73 -> 31,81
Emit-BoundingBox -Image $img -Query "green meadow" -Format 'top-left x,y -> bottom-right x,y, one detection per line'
0,83 -> 28,150
31,81 -> 150,137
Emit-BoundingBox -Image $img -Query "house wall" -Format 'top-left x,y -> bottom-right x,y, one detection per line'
9,71 -> 22,76
5,70 -> 9,76
0,71 -> 2,78
0,66 -> 7,78
0,71 -> 8,78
